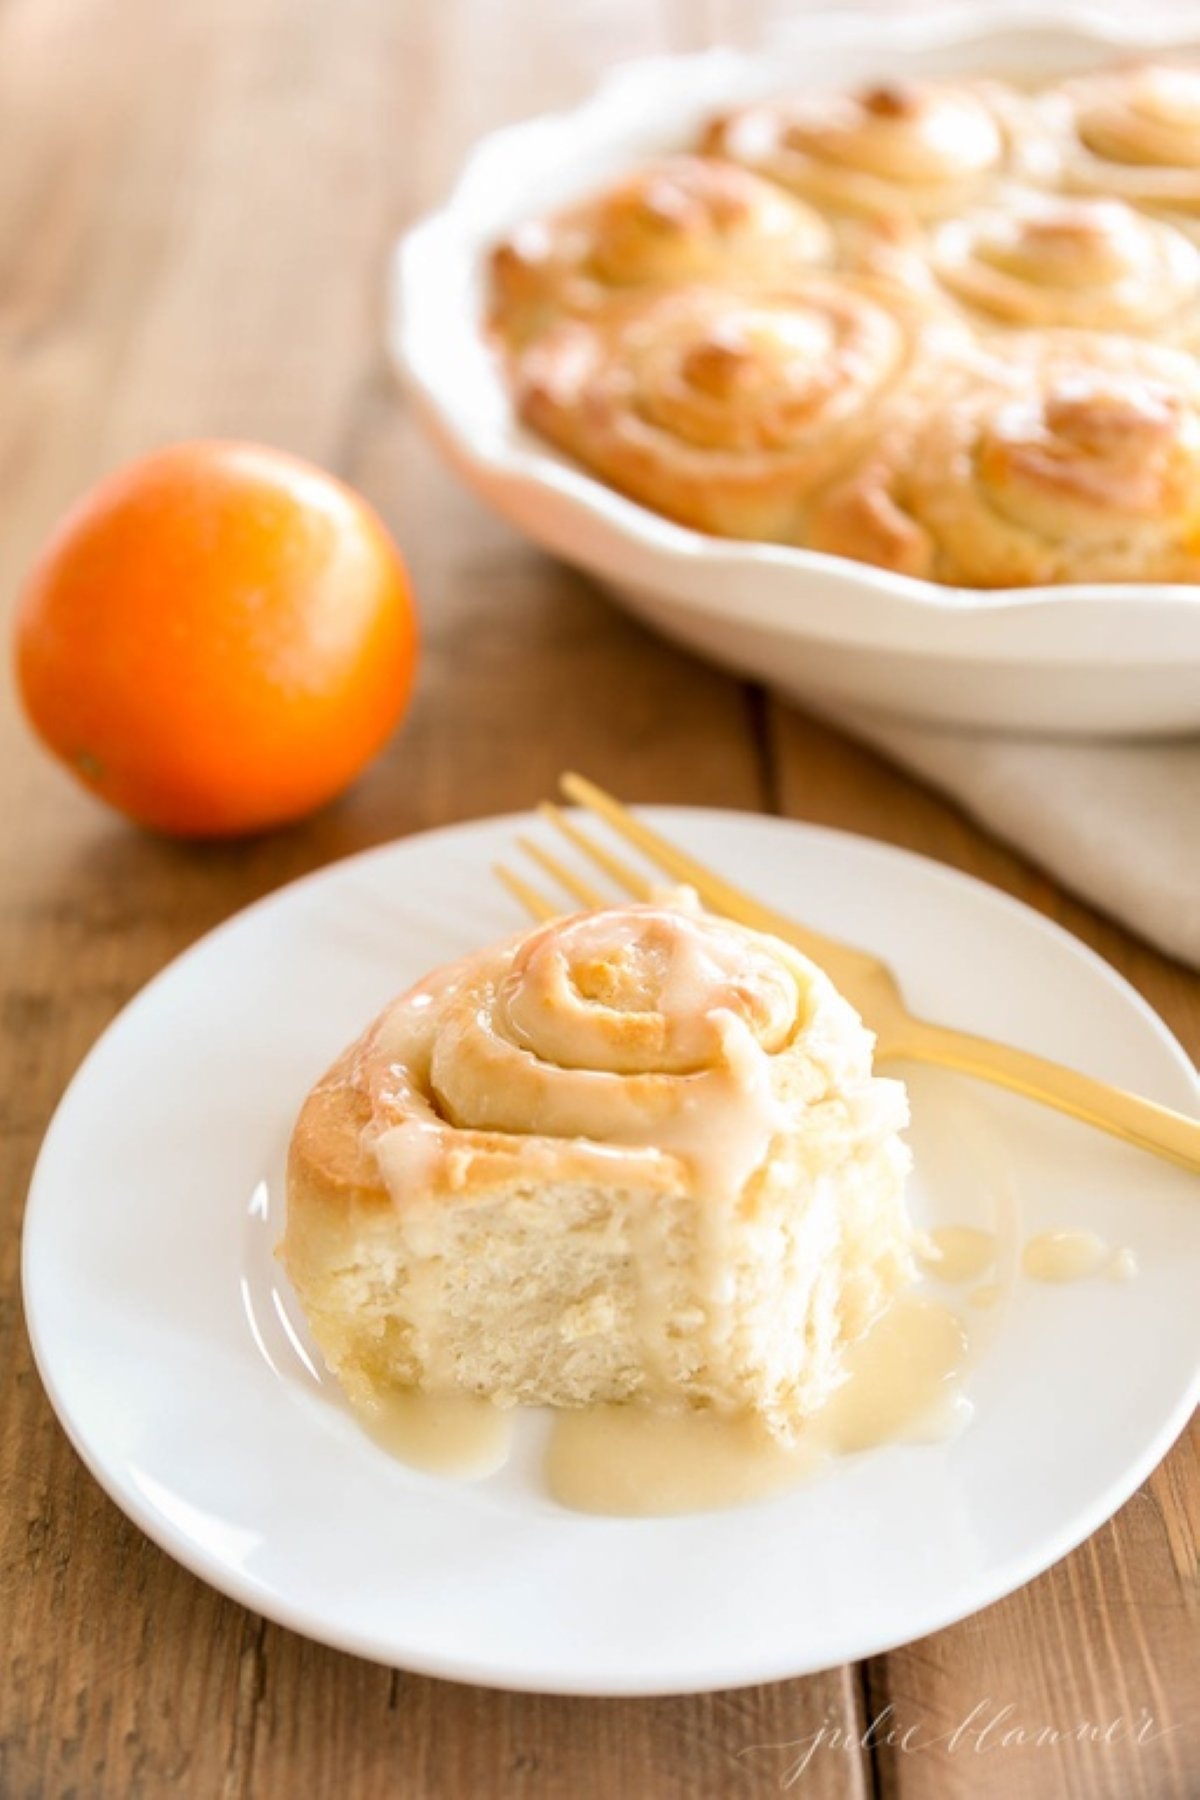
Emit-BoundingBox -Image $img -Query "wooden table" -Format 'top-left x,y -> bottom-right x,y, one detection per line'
2,2 -> 1196,1794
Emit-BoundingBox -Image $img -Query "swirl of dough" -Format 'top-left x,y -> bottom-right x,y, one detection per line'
701,80 -> 1013,221
355,899 -> 914,1234
488,155 -> 833,348
426,906 -> 806,1174
513,277 -> 959,540
285,900 -> 915,1431
809,333 -> 1200,587
930,196 -> 1200,340
364,903 -> 854,1195
1050,63 -> 1200,214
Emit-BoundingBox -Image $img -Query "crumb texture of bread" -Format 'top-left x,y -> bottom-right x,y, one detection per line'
281,900 -> 915,1441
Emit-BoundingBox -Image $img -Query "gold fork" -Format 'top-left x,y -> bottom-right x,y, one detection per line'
494,772 -> 1200,1175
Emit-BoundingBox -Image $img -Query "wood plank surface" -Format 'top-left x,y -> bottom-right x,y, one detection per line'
0,2 -> 1194,1797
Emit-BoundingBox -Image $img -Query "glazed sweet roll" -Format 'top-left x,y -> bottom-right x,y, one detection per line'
512,276 -> 963,541
928,196 -> 1200,342
488,155 -> 834,349
701,80 -> 1018,222
809,333 -> 1200,587
282,900 -> 915,1441
1047,63 -> 1200,218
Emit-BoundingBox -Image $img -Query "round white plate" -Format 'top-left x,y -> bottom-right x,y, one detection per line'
22,810 -> 1200,1695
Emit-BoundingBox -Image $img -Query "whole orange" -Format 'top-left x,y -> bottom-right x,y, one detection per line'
14,440 -> 418,837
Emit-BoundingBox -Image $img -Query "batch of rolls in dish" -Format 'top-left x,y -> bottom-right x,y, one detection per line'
486,63 -> 1200,588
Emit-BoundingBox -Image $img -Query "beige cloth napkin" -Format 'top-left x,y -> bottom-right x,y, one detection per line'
839,715 -> 1200,970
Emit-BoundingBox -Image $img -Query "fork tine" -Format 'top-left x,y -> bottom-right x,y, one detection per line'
516,834 -> 607,910
558,771 -> 782,927
494,863 -> 559,923
557,771 -> 868,971
538,802 -> 654,902
514,779 -> 1200,1175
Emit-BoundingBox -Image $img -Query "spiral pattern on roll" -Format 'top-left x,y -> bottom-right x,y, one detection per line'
362,902 -> 886,1210
489,155 -> 833,348
810,333 -> 1200,587
514,277 -> 960,540
929,197 -> 1200,340
702,80 -> 1012,220
1052,64 -> 1200,214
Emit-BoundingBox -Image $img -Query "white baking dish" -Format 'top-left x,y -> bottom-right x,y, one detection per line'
389,4 -> 1200,736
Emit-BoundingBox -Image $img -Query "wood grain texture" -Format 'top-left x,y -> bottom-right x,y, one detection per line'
769,710 -> 1200,1800
0,2 -> 1194,1797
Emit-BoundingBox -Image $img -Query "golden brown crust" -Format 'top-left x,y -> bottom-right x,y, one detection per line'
513,276 -> 964,541
928,197 -> 1200,342
288,1046 -> 387,1207
484,59 -> 1200,586
284,901 -> 886,1232
810,332 -> 1200,588
701,79 -> 1018,221
1050,63 -> 1200,216
488,155 -> 833,349
280,904 -> 915,1428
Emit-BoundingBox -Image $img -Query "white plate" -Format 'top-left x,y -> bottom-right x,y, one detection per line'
21,810 -> 1200,1695
390,4 -> 1200,736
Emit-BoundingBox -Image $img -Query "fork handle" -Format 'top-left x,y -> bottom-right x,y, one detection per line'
881,1020 -> 1200,1175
